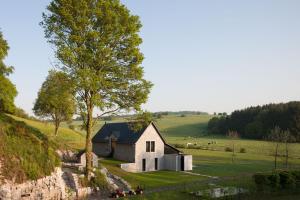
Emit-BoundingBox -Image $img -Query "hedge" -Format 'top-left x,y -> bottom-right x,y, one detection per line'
253,170 -> 300,191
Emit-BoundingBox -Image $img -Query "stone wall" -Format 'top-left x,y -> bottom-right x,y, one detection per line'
0,168 -> 66,200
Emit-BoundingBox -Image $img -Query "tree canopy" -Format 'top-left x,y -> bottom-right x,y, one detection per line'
33,70 -> 75,135
42,0 -> 152,177
207,102 -> 300,141
0,31 -> 17,113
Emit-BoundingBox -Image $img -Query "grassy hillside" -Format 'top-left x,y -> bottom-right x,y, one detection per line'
155,114 -> 212,137
62,114 -> 213,138
0,114 -> 60,183
10,115 -> 85,150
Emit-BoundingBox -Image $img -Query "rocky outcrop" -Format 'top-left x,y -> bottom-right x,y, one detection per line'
0,167 -> 93,200
100,167 -> 132,191
0,168 -> 65,200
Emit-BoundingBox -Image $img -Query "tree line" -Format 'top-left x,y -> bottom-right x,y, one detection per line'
207,102 -> 300,142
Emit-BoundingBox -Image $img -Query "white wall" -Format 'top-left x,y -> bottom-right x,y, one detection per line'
184,155 -> 193,171
135,124 -> 165,172
80,152 -> 98,168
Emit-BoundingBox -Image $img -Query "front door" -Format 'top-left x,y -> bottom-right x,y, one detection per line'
142,159 -> 146,171
155,158 -> 158,170
181,155 -> 185,171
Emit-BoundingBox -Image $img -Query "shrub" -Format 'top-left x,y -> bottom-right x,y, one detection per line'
225,147 -> 233,152
68,124 -> 75,130
239,148 -> 246,153
291,170 -> 300,181
268,172 -> 280,189
253,173 -> 270,191
279,171 -> 296,189
173,144 -> 185,148
90,169 -> 109,190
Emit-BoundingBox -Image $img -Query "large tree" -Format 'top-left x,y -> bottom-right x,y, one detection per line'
33,70 -> 75,136
42,0 -> 152,178
0,31 -> 17,113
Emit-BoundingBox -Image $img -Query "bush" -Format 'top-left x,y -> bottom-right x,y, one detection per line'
279,171 -> 296,189
253,170 -> 300,192
268,173 -> 280,189
239,148 -> 246,153
90,169 -> 109,190
291,170 -> 300,181
68,124 -> 75,130
225,147 -> 233,152
253,173 -> 270,191
173,144 -> 185,148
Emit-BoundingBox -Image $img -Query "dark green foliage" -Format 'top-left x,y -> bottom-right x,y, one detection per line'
130,111 -> 154,132
268,173 -> 280,189
207,102 -> 300,141
90,169 -> 109,190
225,147 -> 233,152
173,143 -> 185,148
253,173 -> 270,191
253,171 -> 299,192
240,148 -> 246,153
279,171 -> 296,189
68,124 -> 75,130
0,114 -> 60,183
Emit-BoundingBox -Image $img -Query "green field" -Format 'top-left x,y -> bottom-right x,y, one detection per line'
11,114 -> 300,199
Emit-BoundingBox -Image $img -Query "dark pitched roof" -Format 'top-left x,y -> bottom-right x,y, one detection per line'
92,122 -> 147,144
92,122 -> 182,154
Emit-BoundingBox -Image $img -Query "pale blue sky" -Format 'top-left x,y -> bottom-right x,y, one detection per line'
1,0 -> 300,115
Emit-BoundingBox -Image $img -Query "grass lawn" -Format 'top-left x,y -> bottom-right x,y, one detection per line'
188,149 -> 300,176
100,158 -> 205,189
10,115 -> 85,150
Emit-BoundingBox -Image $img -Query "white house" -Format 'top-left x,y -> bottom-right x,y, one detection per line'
92,122 -> 192,172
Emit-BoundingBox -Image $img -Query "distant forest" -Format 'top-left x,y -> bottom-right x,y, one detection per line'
208,102 -> 300,141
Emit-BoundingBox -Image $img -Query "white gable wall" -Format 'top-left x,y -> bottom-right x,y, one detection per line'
135,124 -> 165,172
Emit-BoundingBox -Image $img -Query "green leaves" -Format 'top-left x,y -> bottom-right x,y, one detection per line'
42,0 -> 152,116
33,70 -> 76,135
42,0 -> 152,177
0,31 -> 17,113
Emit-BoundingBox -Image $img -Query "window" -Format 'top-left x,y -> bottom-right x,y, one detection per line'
151,141 -> 155,152
146,141 -> 150,152
146,141 -> 155,152
155,158 -> 158,170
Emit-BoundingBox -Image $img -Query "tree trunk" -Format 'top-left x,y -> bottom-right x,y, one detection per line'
85,99 -> 93,180
54,118 -> 60,136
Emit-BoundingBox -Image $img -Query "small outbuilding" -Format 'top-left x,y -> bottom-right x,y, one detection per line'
77,150 -> 98,168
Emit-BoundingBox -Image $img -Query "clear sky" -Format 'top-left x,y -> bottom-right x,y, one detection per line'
1,0 -> 300,115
